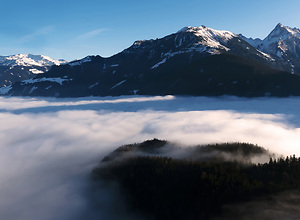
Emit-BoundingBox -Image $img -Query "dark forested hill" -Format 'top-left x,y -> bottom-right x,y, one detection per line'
92,139 -> 300,219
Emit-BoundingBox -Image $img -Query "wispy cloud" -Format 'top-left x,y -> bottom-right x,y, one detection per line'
19,26 -> 54,43
74,28 -> 108,41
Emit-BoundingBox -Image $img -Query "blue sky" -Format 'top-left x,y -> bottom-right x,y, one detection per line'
1,0 -> 300,61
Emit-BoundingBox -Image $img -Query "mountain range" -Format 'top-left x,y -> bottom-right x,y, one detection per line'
2,23 -> 300,97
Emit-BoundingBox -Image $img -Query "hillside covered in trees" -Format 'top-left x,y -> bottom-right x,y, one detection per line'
92,139 -> 300,219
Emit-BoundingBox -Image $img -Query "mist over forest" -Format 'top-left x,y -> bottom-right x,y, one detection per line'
1,95 -> 300,219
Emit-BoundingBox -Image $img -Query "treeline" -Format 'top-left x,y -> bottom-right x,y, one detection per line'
92,141 -> 300,219
101,139 -> 272,163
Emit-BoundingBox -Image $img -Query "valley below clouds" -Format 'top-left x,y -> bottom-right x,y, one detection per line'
1,95 -> 300,219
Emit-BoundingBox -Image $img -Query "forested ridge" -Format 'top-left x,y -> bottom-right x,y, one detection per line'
92,140 -> 300,219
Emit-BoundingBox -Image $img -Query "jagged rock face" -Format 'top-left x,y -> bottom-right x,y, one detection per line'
259,24 -> 300,54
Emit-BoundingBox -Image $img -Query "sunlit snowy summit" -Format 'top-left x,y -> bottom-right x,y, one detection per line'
176,25 -> 236,52
240,23 -> 300,74
0,54 -> 66,67
2,24 -> 300,98
0,54 -> 67,88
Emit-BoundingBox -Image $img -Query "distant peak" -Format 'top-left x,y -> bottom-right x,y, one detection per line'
273,23 -> 299,32
268,23 -> 300,39
273,23 -> 289,33
0,53 -> 66,67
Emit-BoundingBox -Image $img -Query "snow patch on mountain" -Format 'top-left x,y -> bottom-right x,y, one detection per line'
257,50 -> 275,61
68,56 -> 92,66
110,64 -> 119,67
134,40 -> 147,46
89,82 -> 99,89
151,58 -> 167,69
0,85 -> 12,95
29,69 -> 44,74
29,86 -> 38,94
22,77 -> 69,85
111,80 -> 126,90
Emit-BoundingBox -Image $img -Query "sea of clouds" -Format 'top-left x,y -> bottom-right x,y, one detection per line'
1,95 -> 300,219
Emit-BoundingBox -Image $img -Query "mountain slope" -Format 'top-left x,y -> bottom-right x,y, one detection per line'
7,53 -> 300,98
138,54 -> 300,97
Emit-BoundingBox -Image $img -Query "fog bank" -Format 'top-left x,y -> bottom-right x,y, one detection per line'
0,95 -> 300,219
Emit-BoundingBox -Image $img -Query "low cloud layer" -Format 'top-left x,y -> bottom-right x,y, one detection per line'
0,95 -> 300,219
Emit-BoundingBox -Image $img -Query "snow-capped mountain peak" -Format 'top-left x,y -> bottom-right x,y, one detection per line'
257,23 -> 300,57
264,23 -> 300,42
126,25 -> 240,58
0,54 -> 68,87
240,23 -> 300,75
177,26 -> 236,51
241,23 -> 300,51
178,25 -> 236,40
0,54 -> 67,67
